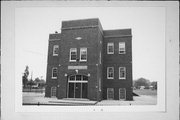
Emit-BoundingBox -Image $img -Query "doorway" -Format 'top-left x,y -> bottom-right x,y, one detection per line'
68,75 -> 88,98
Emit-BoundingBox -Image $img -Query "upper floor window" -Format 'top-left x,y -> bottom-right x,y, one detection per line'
119,67 -> 126,79
52,67 -> 58,79
53,45 -> 59,56
107,67 -> 114,79
107,43 -> 114,54
119,42 -> 126,54
80,48 -> 87,62
70,48 -> 77,62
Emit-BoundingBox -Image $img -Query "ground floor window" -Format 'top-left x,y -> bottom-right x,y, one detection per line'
51,87 -> 56,97
107,88 -> 114,100
68,75 -> 88,99
119,88 -> 126,100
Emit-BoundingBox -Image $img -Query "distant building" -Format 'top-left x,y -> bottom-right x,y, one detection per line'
45,18 -> 133,101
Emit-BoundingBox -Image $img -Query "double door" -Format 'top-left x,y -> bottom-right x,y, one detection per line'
68,75 -> 88,98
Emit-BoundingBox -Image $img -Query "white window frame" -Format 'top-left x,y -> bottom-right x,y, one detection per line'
70,48 -> 77,62
52,67 -> 58,79
107,67 -> 114,79
80,48 -> 87,62
51,87 -> 57,97
107,43 -> 114,54
119,88 -> 126,100
119,42 -> 126,54
53,45 -> 59,56
119,67 -> 126,79
107,88 -> 114,100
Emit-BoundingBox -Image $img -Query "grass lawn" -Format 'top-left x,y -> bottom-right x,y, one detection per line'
133,89 -> 157,96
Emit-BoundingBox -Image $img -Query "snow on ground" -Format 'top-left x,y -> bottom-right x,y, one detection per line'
23,92 -> 157,105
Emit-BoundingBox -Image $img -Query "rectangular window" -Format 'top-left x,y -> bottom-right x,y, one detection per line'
107,67 -> 114,79
53,45 -> 59,56
107,43 -> 114,54
51,87 -> 57,97
107,88 -> 114,100
52,67 -> 58,79
119,88 -> 126,100
70,48 -> 77,62
119,42 -> 126,54
80,48 -> 87,61
119,67 -> 126,79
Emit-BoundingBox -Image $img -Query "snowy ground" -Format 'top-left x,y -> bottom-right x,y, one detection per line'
23,92 -> 157,106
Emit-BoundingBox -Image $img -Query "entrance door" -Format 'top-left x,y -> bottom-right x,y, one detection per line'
75,83 -> 81,98
68,75 -> 88,98
107,88 -> 114,100
119,88 -> 126,100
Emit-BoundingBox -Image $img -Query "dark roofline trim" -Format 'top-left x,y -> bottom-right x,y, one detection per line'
104,35 -> 132,38
61,25 -> 98,30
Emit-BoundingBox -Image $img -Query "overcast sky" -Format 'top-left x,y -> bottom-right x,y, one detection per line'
15,7 -> 165,82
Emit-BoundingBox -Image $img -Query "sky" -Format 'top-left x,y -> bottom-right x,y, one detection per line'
15,7 -> 165,82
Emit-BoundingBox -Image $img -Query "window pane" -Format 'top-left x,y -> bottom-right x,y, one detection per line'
52,68 -> 57,78
107,67 -> 114,79
80,48 -> 87,61
119,42 -> 125,54
70,48 -> 77,61
119,67 -> 126,79
107,43 -> 114,54
76,75 -> 81,81
83,76 -> 88,81
69,76 -> 75,81
53,45 -> 59,56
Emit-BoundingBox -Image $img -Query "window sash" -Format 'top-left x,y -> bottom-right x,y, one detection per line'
107,67 -> 114,79
107,88 -> 114,100
70,48 -> 77,61
119,42 -> 125,54
52,68 -> 58,79
53,45 -> 59,56
119,67 -> 126,79
119,88 -> 126,100
107,43 -> 114,54
51,87 -> 57,97
80,48 -> 87,61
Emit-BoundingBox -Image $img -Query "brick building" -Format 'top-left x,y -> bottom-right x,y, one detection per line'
45,18 -> 133,101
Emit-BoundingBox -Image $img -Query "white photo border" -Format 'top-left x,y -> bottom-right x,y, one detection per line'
1,1 -> 179,120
